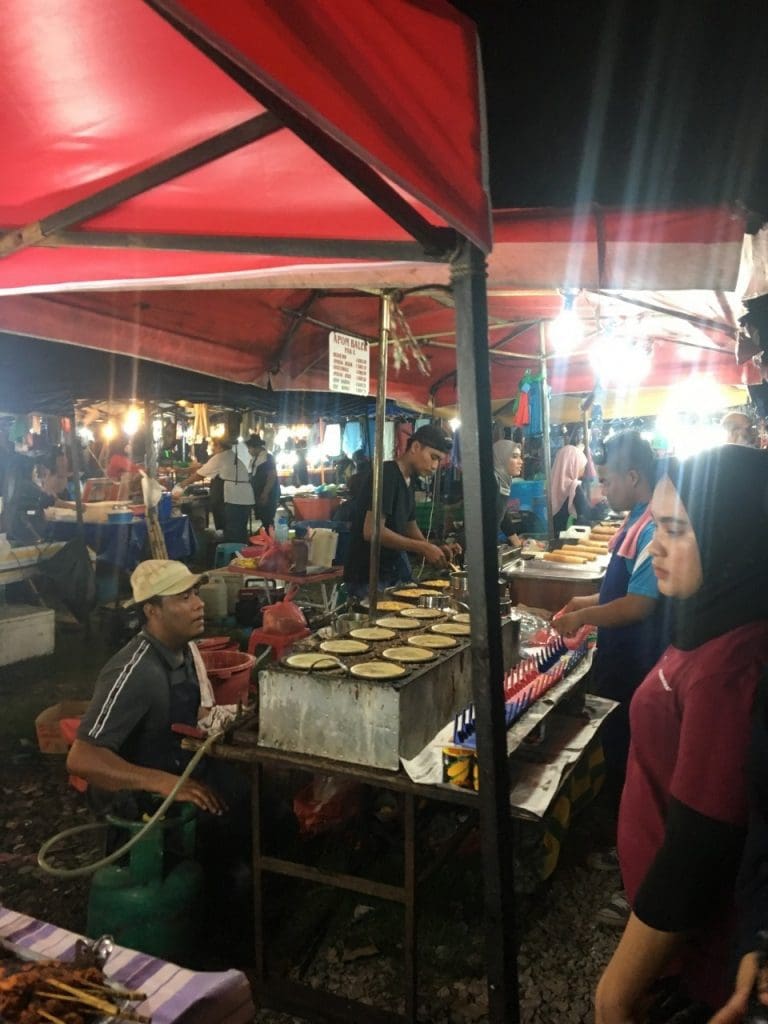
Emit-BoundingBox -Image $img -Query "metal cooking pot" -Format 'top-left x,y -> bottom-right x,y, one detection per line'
451,571 -> 508,603
333,612 -> 369,636
417,593 -> 455,611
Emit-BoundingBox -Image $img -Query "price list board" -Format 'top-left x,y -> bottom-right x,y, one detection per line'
328,331 -> 370,396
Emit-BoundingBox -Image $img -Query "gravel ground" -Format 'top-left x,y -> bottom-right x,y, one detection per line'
0,622 -> 620,1023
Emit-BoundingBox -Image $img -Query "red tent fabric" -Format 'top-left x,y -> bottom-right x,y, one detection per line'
0,0 -> 490,296
0,206 -> 748,406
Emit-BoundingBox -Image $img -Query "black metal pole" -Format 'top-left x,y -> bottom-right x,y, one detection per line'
451,240 -> 519,1024
67,407 -> 85,541
367,292 -> 392,616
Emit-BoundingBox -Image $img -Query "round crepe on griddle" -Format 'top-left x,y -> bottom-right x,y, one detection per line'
407,632 -> 457,649
349,626 -> 397,642
350,660 -> 408,680
452,612 -> 471,624
320,638 -> 370,655
391,588 -> 437,600
431,621 -> 471,637
400,606 -> 446,620
376,615 -> 421,630
382,645 -> 436,663
284,652 -> 343,671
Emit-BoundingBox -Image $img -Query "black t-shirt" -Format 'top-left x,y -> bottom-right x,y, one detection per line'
344,462 -> 415,584
77,630 -> 200,778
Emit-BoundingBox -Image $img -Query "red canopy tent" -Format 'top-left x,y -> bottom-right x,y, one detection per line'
0,3 -> 525,1022
0,205 -> 749,409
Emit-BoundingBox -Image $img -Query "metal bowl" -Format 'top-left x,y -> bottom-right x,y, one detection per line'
417,593 -> 454,610
332,612 -> 370,635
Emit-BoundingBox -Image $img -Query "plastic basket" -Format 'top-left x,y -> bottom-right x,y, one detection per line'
200,650 -> 256,703
293,496 -> 341,521
196,636 -> 239,653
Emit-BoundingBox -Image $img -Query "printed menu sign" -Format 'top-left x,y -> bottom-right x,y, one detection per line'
328,331 -> 370,396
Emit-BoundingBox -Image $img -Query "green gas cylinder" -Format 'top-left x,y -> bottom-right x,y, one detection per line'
86,803 -> 203,963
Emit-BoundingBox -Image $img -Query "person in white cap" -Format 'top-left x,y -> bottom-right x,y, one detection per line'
67,560 -> 226,816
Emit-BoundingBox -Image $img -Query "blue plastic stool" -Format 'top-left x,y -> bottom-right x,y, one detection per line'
213,542 -> 245,568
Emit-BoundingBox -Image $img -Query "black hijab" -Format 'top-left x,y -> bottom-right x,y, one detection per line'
667,444 -> 768,650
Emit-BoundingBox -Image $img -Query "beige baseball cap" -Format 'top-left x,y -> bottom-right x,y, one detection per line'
130,560 -> 207,604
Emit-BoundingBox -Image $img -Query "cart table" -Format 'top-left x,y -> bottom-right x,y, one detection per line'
0,905 -> 254,1024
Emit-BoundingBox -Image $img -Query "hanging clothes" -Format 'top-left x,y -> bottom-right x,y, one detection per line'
343,419 -> 363,457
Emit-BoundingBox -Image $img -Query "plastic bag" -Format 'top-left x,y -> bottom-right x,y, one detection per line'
251,527 -> 292,573
261,585 -> 307,634
293,774 -> 363,837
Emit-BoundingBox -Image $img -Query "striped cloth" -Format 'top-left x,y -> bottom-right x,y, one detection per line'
0,905 -> 255,1024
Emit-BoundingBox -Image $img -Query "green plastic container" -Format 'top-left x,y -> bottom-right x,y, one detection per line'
87,803 -> 202,963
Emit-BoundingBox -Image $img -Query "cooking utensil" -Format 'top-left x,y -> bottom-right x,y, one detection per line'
417,593 -> 454,610
332,612 -> 369,635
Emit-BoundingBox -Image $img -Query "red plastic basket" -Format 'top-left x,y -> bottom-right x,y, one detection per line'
292,496 -> 341,521
200,650 -> 256,704
196,636 -> 239,653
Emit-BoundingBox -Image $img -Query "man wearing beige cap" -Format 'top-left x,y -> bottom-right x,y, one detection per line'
67,560 -> 226,816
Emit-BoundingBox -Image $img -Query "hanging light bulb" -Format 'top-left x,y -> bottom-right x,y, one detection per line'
101,421 -> 117,441
123,407 -> 142,437
549,290 -> 583,355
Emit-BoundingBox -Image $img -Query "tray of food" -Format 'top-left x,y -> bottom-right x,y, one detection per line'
0,935 -> 149,1024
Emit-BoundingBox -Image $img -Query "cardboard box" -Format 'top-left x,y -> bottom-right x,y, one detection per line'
35,700 -> 90,754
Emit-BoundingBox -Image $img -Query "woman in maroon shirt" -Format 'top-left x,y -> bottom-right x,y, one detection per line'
595,445 -> 768,1023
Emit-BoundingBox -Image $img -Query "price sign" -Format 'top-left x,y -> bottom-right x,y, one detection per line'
328,331 -> 370,396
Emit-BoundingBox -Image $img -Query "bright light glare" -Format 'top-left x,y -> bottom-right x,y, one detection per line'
101,421 -> 117,441
123,407 -> 142,437
549,309 -> 583,355
665,374 -> 723,415
277,451 -> 298,470
77,426 -> 94,443
449,417 -> 461,433
307,445 -> 324,467
654,414 -> 722,459
275,427 -> 290,448
210,422 -> 226,439
589,337 -> 651,385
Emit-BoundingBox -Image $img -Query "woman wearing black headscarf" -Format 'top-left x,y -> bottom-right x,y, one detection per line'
595,445 -> 768,1024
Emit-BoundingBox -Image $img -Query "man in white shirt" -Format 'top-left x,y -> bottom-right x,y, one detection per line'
181,438 -> 252,542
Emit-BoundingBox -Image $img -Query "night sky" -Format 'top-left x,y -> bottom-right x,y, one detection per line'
452,1 -> 768,216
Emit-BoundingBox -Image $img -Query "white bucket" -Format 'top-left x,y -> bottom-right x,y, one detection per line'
199,577 -> 227,620
308,528 -> 338,568
209,571 -> 242,614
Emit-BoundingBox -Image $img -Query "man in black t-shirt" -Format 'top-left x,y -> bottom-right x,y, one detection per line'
344,424 -> 459,597
68,560 -> 226,816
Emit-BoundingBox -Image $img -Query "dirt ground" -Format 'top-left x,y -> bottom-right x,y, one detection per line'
0,616 -> 619,1023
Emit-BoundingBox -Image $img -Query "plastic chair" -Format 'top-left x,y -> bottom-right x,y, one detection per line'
213,542 -> 245,568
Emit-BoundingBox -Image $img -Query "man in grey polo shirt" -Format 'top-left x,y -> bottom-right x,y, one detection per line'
68,559 -> 226,816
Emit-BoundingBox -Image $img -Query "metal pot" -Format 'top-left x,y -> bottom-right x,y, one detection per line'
333,612 -> 369,636
449,570 -> 469,598
451,571 -> 508,603
417,593 -> 454,610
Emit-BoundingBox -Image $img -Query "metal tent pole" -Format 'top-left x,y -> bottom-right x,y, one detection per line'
67,406 -> 85,539
451,241 -> 519,1024
367,292 -> 392,616
539,322 -> 554,543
